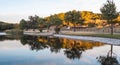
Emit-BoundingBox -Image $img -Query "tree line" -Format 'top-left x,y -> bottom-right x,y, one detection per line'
19,0 -> 120,35
19,10 -> 120,31
0,0 -> 119,35
0,21 -> 17,31
19,10 -> 104,31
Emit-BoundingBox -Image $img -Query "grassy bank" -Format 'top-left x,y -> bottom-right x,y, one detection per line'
5,29 -> 23,35
61,31 -> 120,39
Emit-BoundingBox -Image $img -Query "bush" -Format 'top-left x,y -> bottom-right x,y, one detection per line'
39,28 -> 43,32
5,29 -> 23,35
54,27 -> 60,34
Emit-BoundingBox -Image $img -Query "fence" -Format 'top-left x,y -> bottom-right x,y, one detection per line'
62,27 -> 120,33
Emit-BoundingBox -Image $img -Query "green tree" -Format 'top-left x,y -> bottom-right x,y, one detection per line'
49,15 -> 62,26
28,15 -> 39,31
38,17 -> 46,32
49,15 -> 62,34
100,0 -> 119,35
64,10 -> 82,32
19,19 -> 27,30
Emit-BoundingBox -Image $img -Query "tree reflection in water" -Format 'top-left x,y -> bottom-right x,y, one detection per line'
64,48 -> 82,59
20,35 -> 48,51
49,37 -> 63,53
1,35 -> 120,62
64,41 -> 84,59
20,35 -> 104,60
0,35 -> 105,60
97,45 -> 120,65
0,35 -> 21,41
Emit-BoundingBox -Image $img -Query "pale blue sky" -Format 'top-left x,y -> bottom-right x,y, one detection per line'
0,0 -> 120,23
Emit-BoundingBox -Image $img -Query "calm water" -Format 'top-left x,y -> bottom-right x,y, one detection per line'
0,35 -> 120,65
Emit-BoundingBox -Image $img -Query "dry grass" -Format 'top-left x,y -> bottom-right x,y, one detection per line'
61,31 -> 120,39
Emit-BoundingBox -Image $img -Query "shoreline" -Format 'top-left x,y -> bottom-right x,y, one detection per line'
1,32 -> 120,45
61,31 -> 120,39
54,34 -> 120,45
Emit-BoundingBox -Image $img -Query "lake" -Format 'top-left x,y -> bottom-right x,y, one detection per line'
0,35 -> 120,65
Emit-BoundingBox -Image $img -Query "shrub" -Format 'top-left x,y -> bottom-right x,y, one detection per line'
54,27 -> 60,34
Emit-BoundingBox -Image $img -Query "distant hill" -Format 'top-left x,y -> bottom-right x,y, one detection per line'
0,21 -> 16,31
0,21 -> 5,23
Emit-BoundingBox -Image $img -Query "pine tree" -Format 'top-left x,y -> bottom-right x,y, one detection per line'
100,0 -> 119,35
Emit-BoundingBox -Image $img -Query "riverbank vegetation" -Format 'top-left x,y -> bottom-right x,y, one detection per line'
0,21 -> 17,31
5,29 -> 23,35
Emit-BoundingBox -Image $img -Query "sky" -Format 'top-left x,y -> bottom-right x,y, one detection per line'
0,0 -> 120,23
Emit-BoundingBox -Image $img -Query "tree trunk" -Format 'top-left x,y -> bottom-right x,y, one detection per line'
47,26 -> 50,32
110,24 -> 114,35
55,25 -> 60,34
111,45 -> 113,57
73,23 -> 76,32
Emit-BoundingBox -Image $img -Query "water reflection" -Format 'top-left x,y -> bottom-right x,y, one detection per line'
20,35 -> 63,52
20,36 -> 48,51
20,35 -> 104,60
97,45 -> 120,65
0,35 -> 120,65
64,48 -> 82,59
0,35 -> 21,41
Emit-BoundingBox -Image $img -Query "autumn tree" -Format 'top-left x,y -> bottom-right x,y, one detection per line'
81,11 -> 94,21
100,0 -> 119,35
81,11 -> 102,27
